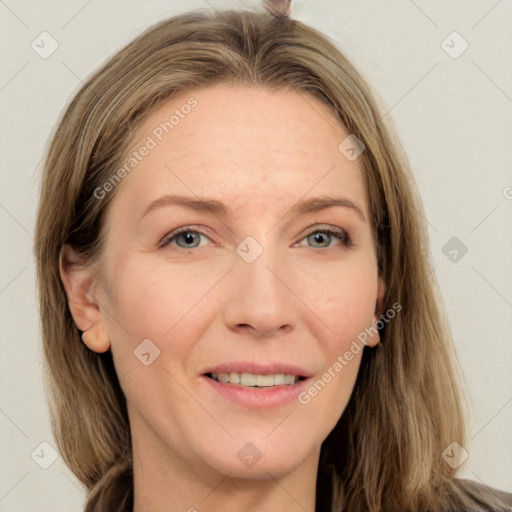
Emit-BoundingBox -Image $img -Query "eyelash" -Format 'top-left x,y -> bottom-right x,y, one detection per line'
159,225 -> 352,253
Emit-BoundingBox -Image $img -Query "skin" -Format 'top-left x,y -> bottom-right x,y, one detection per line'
60,84 -> 385,512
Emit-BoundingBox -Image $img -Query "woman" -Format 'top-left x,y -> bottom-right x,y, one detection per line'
33,7 -> 512,512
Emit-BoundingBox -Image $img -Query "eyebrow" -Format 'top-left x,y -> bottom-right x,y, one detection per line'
141,194 -> 366,223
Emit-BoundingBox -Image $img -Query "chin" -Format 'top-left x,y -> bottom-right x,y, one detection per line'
192,429 -> 319,481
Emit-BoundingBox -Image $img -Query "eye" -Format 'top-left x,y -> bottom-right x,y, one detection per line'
296,225 -> 352,250
159,225 -> 352,253
160,227 -> 212,252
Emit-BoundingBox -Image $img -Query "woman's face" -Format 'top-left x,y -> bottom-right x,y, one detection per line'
87,85 -> 384,482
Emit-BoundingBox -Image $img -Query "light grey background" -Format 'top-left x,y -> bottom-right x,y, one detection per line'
1,0 -> 511,509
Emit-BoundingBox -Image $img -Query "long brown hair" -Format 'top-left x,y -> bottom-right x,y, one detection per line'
34,8 -> 509,511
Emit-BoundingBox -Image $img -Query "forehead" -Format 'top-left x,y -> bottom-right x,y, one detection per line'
117,84 -> 368,217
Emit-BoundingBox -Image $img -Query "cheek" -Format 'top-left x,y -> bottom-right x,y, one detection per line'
299,259 -> 378,346
105,257 -> 209,338
295,268 -> 376,434
102,256 -> 226,386
101,263 -> 209,425
332,286 -> 376,346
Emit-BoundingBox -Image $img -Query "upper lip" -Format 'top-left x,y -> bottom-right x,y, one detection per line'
202,361 -> 313,378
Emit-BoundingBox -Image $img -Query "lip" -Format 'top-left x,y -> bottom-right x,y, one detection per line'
200,373 -> 310,409
201,361 -> 313,378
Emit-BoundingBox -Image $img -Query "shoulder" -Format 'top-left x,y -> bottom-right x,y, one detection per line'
454,478 -> 512,511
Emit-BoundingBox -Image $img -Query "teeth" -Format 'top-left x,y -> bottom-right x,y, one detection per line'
274,373 -> 285,385
256,374 -> 274,387
217,373 -> 230,383
284,374 -> 295,385
241,372 -> 257,386
210,372 -> 299,387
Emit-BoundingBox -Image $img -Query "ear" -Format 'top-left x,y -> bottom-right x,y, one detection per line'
367,276 -> 386,348
59,243 -> 110,353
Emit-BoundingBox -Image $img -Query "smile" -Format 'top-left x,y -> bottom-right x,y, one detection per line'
207,372 -> 304,387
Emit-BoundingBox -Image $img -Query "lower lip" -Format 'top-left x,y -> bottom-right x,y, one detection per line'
200,375 -> 309,409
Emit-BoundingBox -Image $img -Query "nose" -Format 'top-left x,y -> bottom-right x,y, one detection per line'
222,240 -> 296,338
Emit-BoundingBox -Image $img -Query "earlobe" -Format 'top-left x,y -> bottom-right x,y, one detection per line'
81,323 -> 111,353
59,243 -> 111,353
365,314 -> 381,348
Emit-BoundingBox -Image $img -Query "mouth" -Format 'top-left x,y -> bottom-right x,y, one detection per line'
205,372 -> 307,388
200,362 -> 312,408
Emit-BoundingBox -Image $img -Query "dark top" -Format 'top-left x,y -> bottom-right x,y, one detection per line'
458,478 -> 512,511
